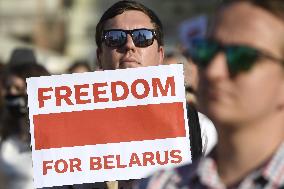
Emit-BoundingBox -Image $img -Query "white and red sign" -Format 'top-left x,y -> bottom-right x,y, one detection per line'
27,64 -> 191,188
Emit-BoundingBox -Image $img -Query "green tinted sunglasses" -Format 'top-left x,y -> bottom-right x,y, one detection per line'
189,38 -> 284,75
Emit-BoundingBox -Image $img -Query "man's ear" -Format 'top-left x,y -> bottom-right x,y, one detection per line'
158,46 -> 165,65
96,48 -> 103,69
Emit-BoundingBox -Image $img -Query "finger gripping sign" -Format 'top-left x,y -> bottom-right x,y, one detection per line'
27,64 -> 191,188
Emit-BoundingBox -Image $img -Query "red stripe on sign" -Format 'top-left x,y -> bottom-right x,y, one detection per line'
33,102 -> 186,150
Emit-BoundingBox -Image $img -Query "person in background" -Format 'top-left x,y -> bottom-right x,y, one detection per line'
183,55 -> 199,105
67,60 -> 92,73
163,52 -> 186,65
163,50 -> 217,156
0,49 -> 50,189
134,0 -> 284,188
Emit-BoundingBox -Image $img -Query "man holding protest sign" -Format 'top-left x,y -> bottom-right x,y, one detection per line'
135,0 -> 284,188
95,1 -> 165,188
95,1 -> 213,187
95,0 -> 207,162
31,1 -> 201,189
95,1 -> 187,188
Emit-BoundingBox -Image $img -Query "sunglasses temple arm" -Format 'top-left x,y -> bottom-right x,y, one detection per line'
262,52 -> 284,64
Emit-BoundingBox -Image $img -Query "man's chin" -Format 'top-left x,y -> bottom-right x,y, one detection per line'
206,106 -> 242,127
119,62 -> 141,69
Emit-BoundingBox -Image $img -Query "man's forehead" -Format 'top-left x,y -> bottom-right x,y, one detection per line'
103,10 -> 154,30
210,1 -> 284,56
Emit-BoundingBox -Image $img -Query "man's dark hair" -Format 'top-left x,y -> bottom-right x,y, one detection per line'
95,0 -> 164,49
3,63 -> 50,81
221,0 -> 284,20
68,60 -> 92,73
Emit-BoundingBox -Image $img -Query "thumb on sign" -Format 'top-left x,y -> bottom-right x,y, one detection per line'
106,181 -> 118,189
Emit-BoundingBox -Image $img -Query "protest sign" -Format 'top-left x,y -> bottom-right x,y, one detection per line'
27,64 -> 191,188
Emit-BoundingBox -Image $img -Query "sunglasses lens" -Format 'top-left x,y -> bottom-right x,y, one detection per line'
226,46 -> 258,74
190,39 -> 260,75
132,29 -> 155,47
104,30 -> 127,47
190,39 -> 218,67
103,29 -> 155,48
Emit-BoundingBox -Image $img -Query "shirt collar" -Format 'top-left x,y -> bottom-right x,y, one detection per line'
189,142 -> 284,188
261,142 -> 284,187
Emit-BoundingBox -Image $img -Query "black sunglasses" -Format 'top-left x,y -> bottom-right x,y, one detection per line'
189,38 -> 284,75
102,28 -> 157,48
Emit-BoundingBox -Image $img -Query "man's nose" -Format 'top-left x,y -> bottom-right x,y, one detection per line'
123,34 -> 136,51
204,52 -> 229,81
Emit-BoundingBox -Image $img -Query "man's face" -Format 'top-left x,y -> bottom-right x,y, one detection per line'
4,75 -> 26,96
97,10 -> 164,70
198,2 -> 284,126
